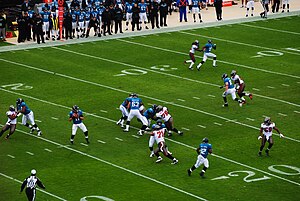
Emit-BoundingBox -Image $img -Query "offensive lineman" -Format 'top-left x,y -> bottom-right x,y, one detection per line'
196,39 -> 217,70
258,117 -> 284,156
187,137 -> 212,177
0,105 -> 18,139
185,40 -> 201,70
20,169 -> 45,201
69,105 -> 89,144
116,94 -> 132,128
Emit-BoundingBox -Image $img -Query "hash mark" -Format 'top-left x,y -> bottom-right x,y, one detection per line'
35,119 -> 42,122
208,95 -> 216,98
246,118 -> 255,121
177,99 -> 186,102
115,137 -> 123,141
281,84 -> 290,87
114,74 -> 126,76
26,151 -> 34,156
278,113 -> 287,117
44,148 -> 52,152
97,140 -> 106,144
100,110 -> 108,113
197,125 -> 206,128
132,135 -> 140,139
181,127 -> 190,131
7,154 -> 15,158
267,86 -> 275,89
80,143 -> 88,146
252,88 -> 260,91
51,117 -> 59,120
193,97 -> 201,100
214,122 -> 222,126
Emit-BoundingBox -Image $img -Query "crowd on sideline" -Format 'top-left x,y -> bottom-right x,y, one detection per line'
0,0 -> 294,43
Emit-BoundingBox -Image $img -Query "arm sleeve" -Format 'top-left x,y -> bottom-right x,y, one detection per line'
20,179 -> 27,192
37,178 -> 46,189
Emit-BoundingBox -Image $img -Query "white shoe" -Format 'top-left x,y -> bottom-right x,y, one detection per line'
171,159 -> 178,165
156,156 -> 163,163
150,153 -> 155,158
137,130 -> 144,136
30,127 -> 35,134
167,150 -> 172,155
145,127 -> 151,131
123,129 -> 129,132
37,131 -> 42,136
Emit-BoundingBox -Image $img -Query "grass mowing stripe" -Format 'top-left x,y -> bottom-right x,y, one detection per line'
179,31 -> 300,56
3,126 -> 208,201
116,38 -> 300,79
1,90 -> 299,188
0,172 -> 67,201
240,23 -> 300,35
1,60 -> 299,143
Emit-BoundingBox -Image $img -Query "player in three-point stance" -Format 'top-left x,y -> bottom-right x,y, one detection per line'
230,70 -> 253,105
150,119 -> 178,164
187,137 -> 212,177
258,117 -> 284,156
0,105 -> 18,139
197,39 -> 217,70
220,73 -> 242,107
185,40 -> 201,70
16,98 -> 42,136
20,169 -> 45,201
69,105 -> 89,144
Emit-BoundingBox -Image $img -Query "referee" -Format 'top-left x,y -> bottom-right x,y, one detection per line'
20,169 -> 45,201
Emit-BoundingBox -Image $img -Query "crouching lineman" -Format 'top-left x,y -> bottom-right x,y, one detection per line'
231,70 -> 253,105
0,105 -> 18,139
151,119 -> 178,164
16,98 -> 42,136
123,93 -> 148,135
187,137 -> 212,177
155,105 -> 183,136
220,73 -> 242,107
258,117 -> 284,156
69,105 -> 89,144
143,104 -> 158,128
116,94 -> 132,128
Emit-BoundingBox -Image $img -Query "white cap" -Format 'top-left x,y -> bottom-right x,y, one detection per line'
31,169 -> 36,175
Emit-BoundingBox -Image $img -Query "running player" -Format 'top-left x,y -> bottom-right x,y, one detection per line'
185,40 -> 201,70
220,73 -> 242,107
196,39 -> 217,70
231,70 -> 253,105
0,105 -> 18,139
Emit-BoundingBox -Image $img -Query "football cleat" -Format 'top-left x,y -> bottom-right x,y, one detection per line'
178,131 -> 183,136
156,156 -> 163,163
123,129 -> 129,132
70,140 -> 74,144
265,149 -> 269,156
222,103 -> 228,107
30,127 -> 35,134
137,130 -> 144,136
150,153 -> 155,158
37,131 -> 42,136
200,171 -> 205,177
258,151 -> 262,156
249,94 -> 253,100
187,169 -> 191,176
171,159 -> 178,165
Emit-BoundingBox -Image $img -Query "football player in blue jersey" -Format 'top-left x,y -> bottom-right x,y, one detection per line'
16,98 -> 42,136
191,0 -> 202,23
187,137 -> 212,177
197,39 -> 217,70
77,9 -> 86,38
116,94 -> 132,128
68,105 -> 89,144
123,93 -> 148,135
40,7 -> 51,40
138,0 -> 149,30
125,0 -> 134,31
143,104 -> 158,127
220,73 -> 242,107
150,120 -> 178,164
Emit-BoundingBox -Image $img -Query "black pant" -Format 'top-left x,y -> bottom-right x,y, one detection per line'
150,14 -> 159,29
215,5 -> 222,20
103,22 -> 111,35
36,29 -> 44,44
65,26 -> 72,39
132,19 -> 139,31
115,20 -> 122,33
272,0 -> 280,12
25,188 -> 36,201
160,13 -> 167,26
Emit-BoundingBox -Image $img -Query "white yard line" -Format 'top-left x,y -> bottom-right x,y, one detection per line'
240,23 -> 300,35
180,31 -> 300,56
1,71 -> 299,143
0,172 -> 67,201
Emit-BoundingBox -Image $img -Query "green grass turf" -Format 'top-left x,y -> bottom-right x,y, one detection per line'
0,16 -> 300,201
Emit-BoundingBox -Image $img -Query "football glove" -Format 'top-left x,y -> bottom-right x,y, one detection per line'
279,133 -> 284,138
258,136 -> 262,140
219,85 -> 224,89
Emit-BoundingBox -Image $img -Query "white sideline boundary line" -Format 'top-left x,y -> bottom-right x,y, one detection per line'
0,172 -> 67,201
0,61 -> 299,143
3,127 -> 207,201
0,91 -> 299,187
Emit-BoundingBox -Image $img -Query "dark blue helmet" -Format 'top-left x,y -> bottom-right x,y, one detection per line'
202,137 -> 209,143
16,98 -> 23,105
222,73 -> 228,80
72,105 -> 79,112
208,39 -> 212,43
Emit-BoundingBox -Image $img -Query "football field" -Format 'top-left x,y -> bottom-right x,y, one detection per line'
0,15 -> 300,201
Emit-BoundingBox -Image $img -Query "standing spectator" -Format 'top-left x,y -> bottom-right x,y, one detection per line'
21,0 -> 33,12
132,2 -> 140,31
17,14 -> 26,43
86,16 -> 101,37
177,0 -> 188,22
159,0 -> 168,27
68,105 -> 89,144
149,0 -> 160,29
125,0 -> 134,31
114,4 -> 123,34
20,169 -> 45,201
166,0 -> 173,15
102,6 -> 112,36
282,0 -> 290,12
240,0 -> 245,8
260,0 -> 269,18
0,105 -> 17,139
23,12 -> 31,41
64,10 -> 73,39
109,4 -> 115,33
187,137 -> 212,177
34,13 -> 45,44
214,0 -> 223,21
0,10 -> 7,41
272,0 -> 280,12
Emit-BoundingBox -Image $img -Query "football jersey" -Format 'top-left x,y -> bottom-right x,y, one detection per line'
190,44 -> 199,54
69,110 -> 83,124
231,74 -> 244,85
139,3 -> 147,13
28,10 -> 34,18
224,77 -> 235,89
71,11 -> 78,22
151,123 -> 166,144
121,97 -> 131,108
78,12 -> 85,22
125,2 -> 134,13
91,9 -> 99,18
6,110 -> 17,125
40,11 -> 51,22
203,43 -> 214,53
128,97 -> 142,110
261,123 -> 275,136
199,143 -> 212,158
18,102 -> 31,115
192,0 -> 200,7
98,7 -> 105,16
156,107 -> 171,122
85,11 -> 91,20
143,107 -> 155,119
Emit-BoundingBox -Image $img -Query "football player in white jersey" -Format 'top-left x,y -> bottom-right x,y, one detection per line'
231,70 -> 253,105
258,117 -> 284,156
0,105 -> 18,139
282,0 -> 290,13
155,105 -> 183,136
246,0 -> 255,17
185,40 -> 201,70
150,120 -> 178,164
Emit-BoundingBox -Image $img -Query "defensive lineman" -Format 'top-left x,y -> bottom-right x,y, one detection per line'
187,137 -> 212,177
258,117 -> 284,156
197,39 -> 217,70
16,98 -> 42,136
0,105 -> 18,139
20,169 -> 45,201
69,105 -> 89,144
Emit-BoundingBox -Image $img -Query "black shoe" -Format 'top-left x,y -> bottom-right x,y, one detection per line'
200,172 -> 204,177
258,151 -> 262,156
187,169 -> 191,176
265,149 -> 269,156
70,140 -> 74,144
178,131 -> 183,136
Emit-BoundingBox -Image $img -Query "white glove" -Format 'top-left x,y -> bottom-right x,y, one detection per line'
258,136 -> 262,140
279,133 -> 284,138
